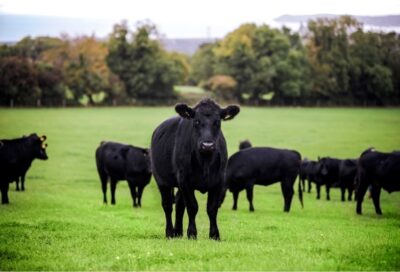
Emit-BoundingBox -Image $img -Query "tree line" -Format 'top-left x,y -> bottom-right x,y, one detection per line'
1,16 -> 399,106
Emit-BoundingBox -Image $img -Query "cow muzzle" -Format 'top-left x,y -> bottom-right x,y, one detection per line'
200,141 -> 216,153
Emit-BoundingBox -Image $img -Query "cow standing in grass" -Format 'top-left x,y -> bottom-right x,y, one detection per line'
300,159 -> 319,193
356,148 -> 400,215
0,133 -> 48,204
225,146 -> 303,212
151,99 -> 240,240
95,141 -> 152,208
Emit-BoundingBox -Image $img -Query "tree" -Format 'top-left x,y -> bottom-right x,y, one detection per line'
107,21 -> 178,101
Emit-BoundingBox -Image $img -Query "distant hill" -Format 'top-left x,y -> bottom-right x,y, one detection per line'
275,14 -> 400,27
161,38 -> 216,55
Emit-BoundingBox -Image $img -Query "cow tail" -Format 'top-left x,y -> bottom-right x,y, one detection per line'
298,174 -> 304,208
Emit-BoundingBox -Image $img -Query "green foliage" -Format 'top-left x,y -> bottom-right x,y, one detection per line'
204,75 -> 237,101
107,21 -> 178,101
0,107 -> 399,270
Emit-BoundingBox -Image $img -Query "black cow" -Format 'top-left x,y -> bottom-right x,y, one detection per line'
315,157 -> 340,200
316,157 -> 357,201
151,98 -> 240,240
225,147 -> 303,212
95,141 -> 151,208
356,148 -> 400,215
0,133 -> 48,204
239,140 -> 252,150
338,159 -> 358,201
299,159 -> 319,193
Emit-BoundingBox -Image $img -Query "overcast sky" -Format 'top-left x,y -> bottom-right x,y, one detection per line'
0,0 -> 399,39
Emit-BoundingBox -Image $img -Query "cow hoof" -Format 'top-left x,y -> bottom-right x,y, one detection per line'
376,211 -> 382,215
249,207 -> 255,212
232,207 -> 237,211
174,230 -> 183,238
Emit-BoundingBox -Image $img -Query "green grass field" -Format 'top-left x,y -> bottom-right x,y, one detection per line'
0,107 -> 399,270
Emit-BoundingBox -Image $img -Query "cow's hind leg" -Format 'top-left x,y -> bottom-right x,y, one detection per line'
127,181 -> 138,208
137,185 -> 144,207
16,178 -> 20,191
356,180 -> 369,215
99,173 -> 108,204
281,179 -> 294,212
308,180 -> 312,193
110,179 -> 117,205
21,174 -> 26,191
340,186 -> 346,202
370,185 -> 382,215
159,186 -> 174,238
326,184 -> 331,201
246,184 -> 255,212
207,188 -> 221,240
174,189 -> 185,237
1,182 -> 10,204
232,190 -> 239,210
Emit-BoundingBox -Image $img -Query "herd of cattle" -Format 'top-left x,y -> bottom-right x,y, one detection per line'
0,98 -> 399,240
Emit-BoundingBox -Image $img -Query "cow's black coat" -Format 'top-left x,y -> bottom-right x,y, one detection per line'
239,140 -> 252,150
225,147 -> 303,212
300,159 -> 319,193
95,141 -> 151,208
356,148 -> 400,215
151,98 -> 239,240
0,133 -> 48,204
338,159 -> 358,201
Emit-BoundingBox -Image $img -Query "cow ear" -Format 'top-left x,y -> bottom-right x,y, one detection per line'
175,103 -> 195,119
40,135 -> 47,142
221,105 -> 240,121
317,156 -> 321,161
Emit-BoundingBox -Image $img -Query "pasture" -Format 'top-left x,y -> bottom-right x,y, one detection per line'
0,107 -> 399,270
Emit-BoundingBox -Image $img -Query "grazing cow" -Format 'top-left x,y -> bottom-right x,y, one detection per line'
338,159 -> 358,201
225,147 -> 303,212
239,140 -> 252,150
151,98 -> 240,240
356,148 -> 400,215
299,159 -> 319,193
315,157 -> 340,200
95,141 -> 151,208
0,133 -> 48,204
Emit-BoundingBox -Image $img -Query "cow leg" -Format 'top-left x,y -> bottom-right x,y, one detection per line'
281,181 -> 294,212
371,185 -> 382,215
99,173 -> 108,204
232,190 -> 239,210
110,179 -> 117,205
326,184 -> 331,201
137,186 -> 144,207
1,182 -> 10,204
159,186 -> 174,238
301,178 -> 305,192
21,174 -> 26,191
174,189 -> 185,237
207,188 -> 221,240
308,180 -> 312,193
16,178 -> 20,191
316,184 -> 321,199
246,185 -> 255,212
348,186 -> 353,201
127,181 -> 138,208
181,188 -> 198,239
356,181 -> 369,215
340,186 -> 346,202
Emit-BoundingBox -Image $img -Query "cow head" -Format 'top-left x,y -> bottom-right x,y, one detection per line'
317,157 -> 329,176
28,133 -> 48,160
175,99 -> 240,154
239,140 -> 252,150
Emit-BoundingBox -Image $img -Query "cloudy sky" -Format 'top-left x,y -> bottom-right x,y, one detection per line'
0,0 -> 399,40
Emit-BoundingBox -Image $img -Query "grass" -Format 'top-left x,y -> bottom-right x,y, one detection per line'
0,106 -> 399,270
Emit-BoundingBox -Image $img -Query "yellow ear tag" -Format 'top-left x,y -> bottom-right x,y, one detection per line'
42,143 -> 47,149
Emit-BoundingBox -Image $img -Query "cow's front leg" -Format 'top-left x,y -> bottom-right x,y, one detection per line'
159,186 -> 174,238
16,178 -> 20,191
326,184 -> 331,201
207,186 -> 222,240
180,186 -> 198,239
246,184 -> 255,212
356,181 -> 369,215
316,183 -> 321,199
174,189 -> 185,237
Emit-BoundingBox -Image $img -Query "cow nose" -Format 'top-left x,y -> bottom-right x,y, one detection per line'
201,141 -> 215,151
